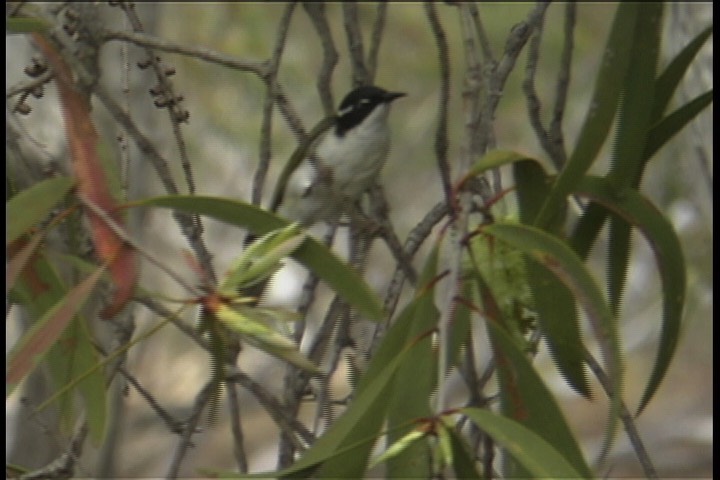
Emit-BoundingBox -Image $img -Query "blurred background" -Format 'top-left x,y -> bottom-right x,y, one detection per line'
7,3 -> 712,478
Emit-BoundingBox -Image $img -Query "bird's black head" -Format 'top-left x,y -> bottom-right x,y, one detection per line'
335,86 -> 406,137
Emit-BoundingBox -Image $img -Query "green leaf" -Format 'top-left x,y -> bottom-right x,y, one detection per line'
535,3 -> 640,228
645,89 -> 713,161
6,176 -> 75,245
460,150 -> 538,188
215,304 -> 320,374
133,195 -> 384,320
573,176 -> 686,414
444,424 -> 481,480
483,222 -> 622,463
460,408 -> 585,479
652,24 -> 712,120
605,3 -> 664,324
369,429 -> 426,469
385,245 -> 440,478
62,317 -> 108,445
481,317 -> 592,478
7,266 -> 105,393
608,3 -> 663,184
7,230 -> 45,294
570,89 -> 713,262
514,160 -> 589,397
220,223 -> 306,294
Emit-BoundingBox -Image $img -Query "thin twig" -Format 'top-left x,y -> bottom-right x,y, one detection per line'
303,2 -> 338,115
424,2 -> 455,215
133,295 -> 209,350
6,69 -> 54,99
369,200 -> 449,358
93,85 -> 216,283
584,350 -> 658,479
468,3 -> 496,64
78,194 -> 200,297
103,29 -> 269,78
226,382 -> 249,473
342,2 -> 369,87
366,3 -> 388,84
20,420 -> 89,480
229,372 -> 315,447
116,363 -> 185,434
523,5 -> 555,162
550,2 -> 575,169
254,3 -> 296,207
367,184 -> 418,284
166,381 -> 214,479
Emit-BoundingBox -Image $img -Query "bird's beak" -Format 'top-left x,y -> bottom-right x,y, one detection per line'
384,91 -> 407,103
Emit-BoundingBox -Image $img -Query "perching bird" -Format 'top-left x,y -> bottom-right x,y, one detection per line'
277,85 -> 406,226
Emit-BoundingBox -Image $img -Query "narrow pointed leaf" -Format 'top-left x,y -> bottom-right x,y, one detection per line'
215,304 -> 320,374
514,160 -> 588,397
135,196 -> 383,320
652,24 -> 712,119
574,176 -> 686,414
480,317 -> 592,478
6,176 -> 75,245
444,423 -> 481,480
645,90 -> 713,161
536,3 -> 639,228
369,429 -> 426,469
483,222 -> 622,463
461,407 -> 585,479
7,266 -> 106,391
385,245 -> 440,478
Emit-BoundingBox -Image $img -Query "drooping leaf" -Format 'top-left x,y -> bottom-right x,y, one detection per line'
514,160 -> 589,397
134,195 -> 384,321
482,222 -> 622,466
33,34 -> 137,318
652,24 -> 712,120
480,315 -> 593,478
535,3 -> 640,228
461,407 -> 585,479
7,266 -> 106,392
385,245 -> 439,478
574,176 -> 686,414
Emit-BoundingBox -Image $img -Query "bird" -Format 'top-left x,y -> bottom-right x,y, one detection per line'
277,85 -> 406,226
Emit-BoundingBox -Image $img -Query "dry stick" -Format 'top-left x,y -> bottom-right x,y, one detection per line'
79,194 -> 200,298
303,2 -> 338,115
523,2 -> 573,171
584,350 -> 658,479
116,363 -> 185,434
366,2 -> 388,84
94,86 -> 216,285
254,3 -> 296,207
433,3 -> 484,423
226,382 -> 249,473
20,420 -> 89,480
369,201 -> 450,359
342,3 -> 370,88
166,381 -> 214,479
425,2 -> 455,217
103,29 -> 270,77
116,5 -> 215,288
550,2 -> 575,169
229,372 -> 316,448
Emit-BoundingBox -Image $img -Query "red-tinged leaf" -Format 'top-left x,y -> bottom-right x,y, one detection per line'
6,232 -> 46,296
32,34 -> 138,317
7,266 -> 106,391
